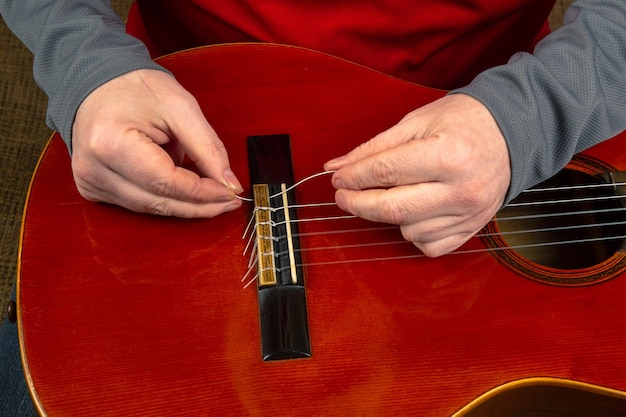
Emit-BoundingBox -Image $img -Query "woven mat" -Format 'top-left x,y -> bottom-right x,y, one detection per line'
0,1 -> 572,322
0,18 -> 51,322
0,0 -> 133,322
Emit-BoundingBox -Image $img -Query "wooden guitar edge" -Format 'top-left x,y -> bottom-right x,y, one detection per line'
17,134 -> 57,417
154,42 -> 448,92
452,377 -> 626,416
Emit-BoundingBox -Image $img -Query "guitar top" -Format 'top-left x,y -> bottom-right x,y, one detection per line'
18,44 -> 626,416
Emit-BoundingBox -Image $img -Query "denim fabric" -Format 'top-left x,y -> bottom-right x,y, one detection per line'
0,287 -> 36,417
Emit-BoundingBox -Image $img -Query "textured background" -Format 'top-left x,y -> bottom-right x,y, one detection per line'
0,0 -> 576,322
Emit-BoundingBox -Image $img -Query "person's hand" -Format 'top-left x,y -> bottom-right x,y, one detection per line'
324,93 -> 510,257
71,69 -> 243,218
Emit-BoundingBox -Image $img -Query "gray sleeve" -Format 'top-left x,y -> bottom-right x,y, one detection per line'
0,1 -> 167,153
452,0 -> 626,203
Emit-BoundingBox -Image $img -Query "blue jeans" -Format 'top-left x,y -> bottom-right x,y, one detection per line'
0,287 -> 37,416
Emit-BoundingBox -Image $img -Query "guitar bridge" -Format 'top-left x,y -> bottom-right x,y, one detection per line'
248,134 -> 312,361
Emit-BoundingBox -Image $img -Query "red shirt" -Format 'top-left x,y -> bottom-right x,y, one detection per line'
132,0 -> 554,90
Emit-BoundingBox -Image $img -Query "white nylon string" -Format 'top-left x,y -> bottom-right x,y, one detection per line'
235,170 -> 335,203
250,219 -> 626,263
521,181 -> 626,193
236,170 -> 626,236
249,233 -> 626,274
238,170 -> 626,288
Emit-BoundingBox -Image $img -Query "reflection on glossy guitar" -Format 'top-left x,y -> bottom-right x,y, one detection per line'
18,44 -> 626,416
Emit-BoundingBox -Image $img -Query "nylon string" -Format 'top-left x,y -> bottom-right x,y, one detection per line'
237,171 -> 626,288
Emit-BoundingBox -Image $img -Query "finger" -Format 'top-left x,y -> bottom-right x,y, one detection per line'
158,88 -> 244,193
335,185 -> 488,257
77,129 -> 239,206
76,161 -> 243,218
337,181 -> 493,222
116,139 -> 237,203
334,183 -> 451,225
324,120 -> 417,171
408,232 -> 476,258
99,179 -> 243,218
335,184 -> 497,255
398,215 -> 482,248
331,135 -> 453,190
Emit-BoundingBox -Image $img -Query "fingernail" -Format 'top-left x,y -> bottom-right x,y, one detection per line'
335,192 -> 347,211
223,169 -> 244,193
223,201 -> 242,213
333,177 -> 346,189
217,193 -> 236,202
325,155 -> 346,168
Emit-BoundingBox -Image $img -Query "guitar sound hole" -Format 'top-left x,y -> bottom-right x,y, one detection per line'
482,155 -> 626,286
496,169 -> 626,270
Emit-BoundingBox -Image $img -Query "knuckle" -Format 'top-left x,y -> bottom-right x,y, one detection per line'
416,243 -> 442,258
149,176 -> 171,197
143,199 -> 171,216
71,160 -> 103,203
74,184 -> 97,202
457,187 -> 482,207
414,232 -> 474,258
82,131 -> 117,159
371,158 -> 397,186
411,236 -> 450,258
379,195 -> 408,224
399,226 -> 418,243
71,158 -> 91,184
75,185 -> 100,203
209,136 -> 228,158
437,139 -> 472,175
456,185 -> 492,217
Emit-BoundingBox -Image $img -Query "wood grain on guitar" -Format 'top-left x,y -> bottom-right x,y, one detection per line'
17,44 -> 626,416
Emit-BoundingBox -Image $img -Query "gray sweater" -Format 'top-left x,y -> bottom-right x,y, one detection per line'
1,0 -> 625,202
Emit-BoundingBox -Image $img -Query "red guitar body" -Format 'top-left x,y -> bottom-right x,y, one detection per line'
18,44 -> 626,416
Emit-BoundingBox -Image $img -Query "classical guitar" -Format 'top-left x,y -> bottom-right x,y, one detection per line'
18,44 -> 626,416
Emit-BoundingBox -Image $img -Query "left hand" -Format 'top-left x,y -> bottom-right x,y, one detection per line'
323,93 -> 511,257
71,69 -> 243,218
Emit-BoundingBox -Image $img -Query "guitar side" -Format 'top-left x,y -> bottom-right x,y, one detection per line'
18,44 -> 626,416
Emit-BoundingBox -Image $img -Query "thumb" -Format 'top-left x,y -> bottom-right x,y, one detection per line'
164,95 -> 243,194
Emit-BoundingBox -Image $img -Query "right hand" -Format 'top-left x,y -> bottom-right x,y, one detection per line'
324,94 -> 510,257
71,69 -> 243,218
